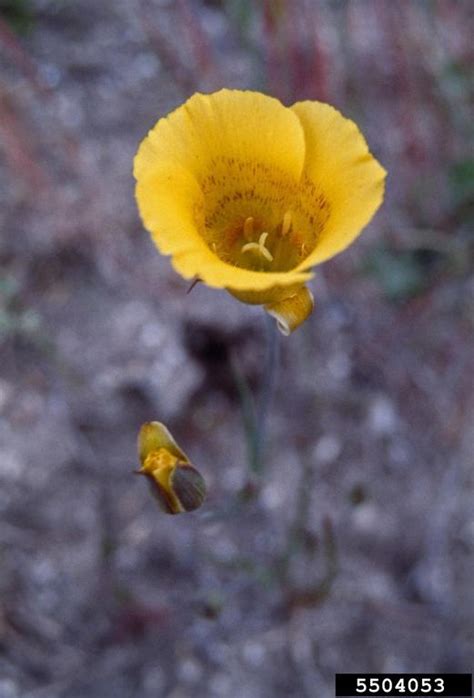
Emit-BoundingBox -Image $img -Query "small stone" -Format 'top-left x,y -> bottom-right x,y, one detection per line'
242,639 -> 265,667
368,395 -> 397,435
178,657 -> 203,683
313,435 -> 342,464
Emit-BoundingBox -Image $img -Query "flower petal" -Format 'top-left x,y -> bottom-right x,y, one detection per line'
134,89 -> 306,186
264,285 -> 314,335
138,422 -> 189,467
136,162 -> 205,256
291,101 -> 386,269
172,247 -> 312,292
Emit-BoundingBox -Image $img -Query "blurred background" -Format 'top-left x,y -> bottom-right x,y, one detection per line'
0,1 -> 473,696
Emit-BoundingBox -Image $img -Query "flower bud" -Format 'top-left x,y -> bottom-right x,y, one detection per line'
136,422 -> 206,515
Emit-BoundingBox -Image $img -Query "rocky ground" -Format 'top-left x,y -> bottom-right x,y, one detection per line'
0,1 -> 473,696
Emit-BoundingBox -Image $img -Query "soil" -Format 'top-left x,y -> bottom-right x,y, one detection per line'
0,1 -> 473,696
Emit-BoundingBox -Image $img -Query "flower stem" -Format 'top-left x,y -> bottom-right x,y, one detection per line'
254,314 -> 279,473
231,315 -> 280,479
230,356 -> 260,474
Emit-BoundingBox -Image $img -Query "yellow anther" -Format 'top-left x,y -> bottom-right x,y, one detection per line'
281,210 -> 292,236
241,231 -> 274,262
243,216 -> 254,239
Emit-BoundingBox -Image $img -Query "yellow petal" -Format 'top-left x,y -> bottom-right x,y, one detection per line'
172,247 -> 312,292
138,422 -> 189,467
264,285 -> 314,335
290,101 -> 386,269
134,89 -> 305,187
135,162 -> 205,257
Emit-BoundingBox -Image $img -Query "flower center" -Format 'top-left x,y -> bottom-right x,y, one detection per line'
198,157 -> 331,272
205,210 -> 313,272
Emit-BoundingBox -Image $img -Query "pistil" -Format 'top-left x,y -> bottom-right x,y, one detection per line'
241,231 -> 274,262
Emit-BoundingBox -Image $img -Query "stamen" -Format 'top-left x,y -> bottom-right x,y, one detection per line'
243,216 -> 254,239
281,210 -> 292,236
241,231 -> 274,262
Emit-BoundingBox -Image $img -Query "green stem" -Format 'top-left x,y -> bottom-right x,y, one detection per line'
254,314 -> 279,472
230,356 -> 260,474
232,315 -> 280,477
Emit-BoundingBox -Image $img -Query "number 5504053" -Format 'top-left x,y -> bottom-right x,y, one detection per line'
355,677 -> 445,694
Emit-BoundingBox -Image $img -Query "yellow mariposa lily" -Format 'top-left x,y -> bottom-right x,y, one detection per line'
134,89 -> 386,334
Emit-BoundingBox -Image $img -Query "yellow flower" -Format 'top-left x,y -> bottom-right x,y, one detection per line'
136,421 -> 206,515
134,89 -> 386,334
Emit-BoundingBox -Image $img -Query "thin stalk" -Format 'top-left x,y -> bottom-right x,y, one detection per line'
231,314 -> 280,477
254,314 -> 280,472
230,355 -> 260,475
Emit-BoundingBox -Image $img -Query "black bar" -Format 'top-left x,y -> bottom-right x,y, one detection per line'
335,674 -> 472,697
